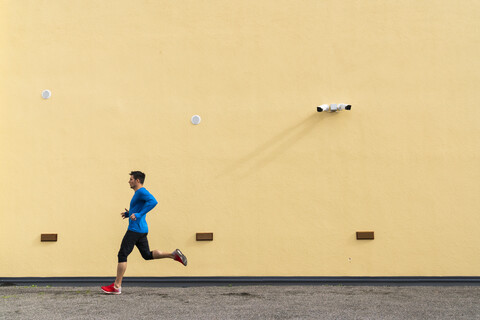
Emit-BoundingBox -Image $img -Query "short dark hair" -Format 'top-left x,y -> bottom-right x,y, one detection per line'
130,171 -> 145,184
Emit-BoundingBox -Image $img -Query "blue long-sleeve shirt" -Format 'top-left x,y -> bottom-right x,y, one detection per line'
126,187 -> 158,233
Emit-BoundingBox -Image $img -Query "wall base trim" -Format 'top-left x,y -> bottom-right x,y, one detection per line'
2,276 -> 480,287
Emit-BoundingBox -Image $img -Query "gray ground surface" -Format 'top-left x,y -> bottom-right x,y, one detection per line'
1,285 -> 480,319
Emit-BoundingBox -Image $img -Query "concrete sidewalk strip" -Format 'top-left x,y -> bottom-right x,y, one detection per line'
1,285 -> 480,319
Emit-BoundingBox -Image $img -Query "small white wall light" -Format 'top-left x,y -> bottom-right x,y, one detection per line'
42,90 -> 51,99
317,103 -> 351,112
191,115 -> 201,125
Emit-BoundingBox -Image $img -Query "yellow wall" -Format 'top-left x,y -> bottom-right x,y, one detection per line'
1,1 -> 479,277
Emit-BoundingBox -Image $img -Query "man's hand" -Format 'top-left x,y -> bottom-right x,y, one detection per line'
130,213 -> 136,221
121,208 -> 129,219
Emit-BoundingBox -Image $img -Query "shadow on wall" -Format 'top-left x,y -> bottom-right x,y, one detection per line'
217,112 -> 340,179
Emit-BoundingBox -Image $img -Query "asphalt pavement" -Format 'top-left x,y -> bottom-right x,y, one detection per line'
2,284 -> 480,319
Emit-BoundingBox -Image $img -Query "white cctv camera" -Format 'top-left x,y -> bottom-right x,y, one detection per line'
317,104 -> 329,112
317,103 -> 352,112
338,103 -> 352,111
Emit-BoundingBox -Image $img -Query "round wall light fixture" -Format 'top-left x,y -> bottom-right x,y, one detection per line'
42,90 -> 51,99
191,115 -> 201,125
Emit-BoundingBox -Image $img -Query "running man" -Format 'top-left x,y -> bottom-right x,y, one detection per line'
102,171 -> 187,295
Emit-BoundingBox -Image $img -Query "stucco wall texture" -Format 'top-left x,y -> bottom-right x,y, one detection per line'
1,1 -> 479,277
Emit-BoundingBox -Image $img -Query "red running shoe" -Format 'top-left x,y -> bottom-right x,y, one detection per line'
101,283 -> 121,295
173,249 -> 187,266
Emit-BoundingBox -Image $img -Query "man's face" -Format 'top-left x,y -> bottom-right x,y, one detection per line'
129,175 -> 140,189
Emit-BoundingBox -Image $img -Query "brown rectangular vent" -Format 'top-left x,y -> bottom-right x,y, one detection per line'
41,234 -> 58,242
196,233 -> 213,241
356,231 -> 374,240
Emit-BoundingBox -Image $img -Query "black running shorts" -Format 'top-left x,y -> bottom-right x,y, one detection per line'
118,230 -> 153,263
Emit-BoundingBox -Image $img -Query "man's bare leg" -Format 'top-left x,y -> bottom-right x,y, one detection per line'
114,262 -> 127,288
114,251 -> 177,288
152,250 -> 175,259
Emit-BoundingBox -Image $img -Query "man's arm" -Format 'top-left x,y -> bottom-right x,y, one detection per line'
131,189 -> 158,220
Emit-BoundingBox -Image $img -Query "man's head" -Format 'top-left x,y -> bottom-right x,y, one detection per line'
129,171 -> 145,190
